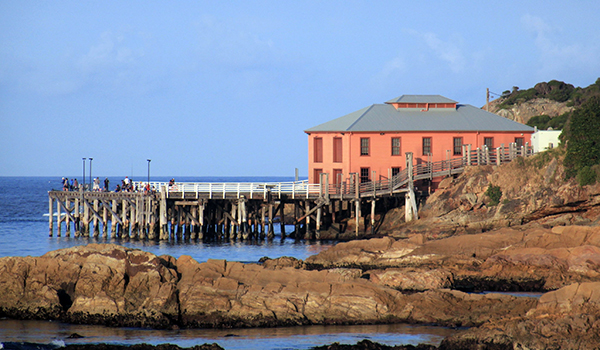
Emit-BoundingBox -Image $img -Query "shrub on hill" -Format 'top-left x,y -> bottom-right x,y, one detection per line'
497,80 -> 575,109
526,113 -> 569,130
562,95 -> 600,183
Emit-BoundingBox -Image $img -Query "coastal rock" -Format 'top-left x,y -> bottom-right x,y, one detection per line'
0,244 -> 537,331
305,237 -> 419,269
307,226 -> 600,291
0,244 -> 180,328
383,153 -> 600,237
367,268 -> 453,291
443,282 -> 600,350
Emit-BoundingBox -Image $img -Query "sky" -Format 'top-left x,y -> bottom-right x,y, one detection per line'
1,1 -> 599,178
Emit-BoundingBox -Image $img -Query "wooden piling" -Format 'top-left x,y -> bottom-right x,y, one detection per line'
48,196 -> 53,237
93,199 -> 100,238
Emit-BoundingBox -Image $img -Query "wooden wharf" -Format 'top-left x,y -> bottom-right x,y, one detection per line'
48,143 -> 533,241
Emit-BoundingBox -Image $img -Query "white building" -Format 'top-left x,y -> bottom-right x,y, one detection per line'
531,127 -> 562,153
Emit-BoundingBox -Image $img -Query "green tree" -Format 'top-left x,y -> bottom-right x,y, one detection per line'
564,96 -> 600,178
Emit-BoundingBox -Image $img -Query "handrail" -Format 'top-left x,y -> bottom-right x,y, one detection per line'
132,143 -> 533,200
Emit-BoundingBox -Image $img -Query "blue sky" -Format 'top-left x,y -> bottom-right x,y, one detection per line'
1,1 -> 599,177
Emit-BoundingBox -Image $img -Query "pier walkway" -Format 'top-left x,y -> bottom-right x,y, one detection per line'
48,143 -> 532,241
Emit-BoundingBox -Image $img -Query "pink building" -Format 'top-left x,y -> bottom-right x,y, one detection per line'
305,95 -> 534,184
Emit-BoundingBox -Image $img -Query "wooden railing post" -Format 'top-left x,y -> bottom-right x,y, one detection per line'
467,144 -> 472,166
496,147 -> 502,166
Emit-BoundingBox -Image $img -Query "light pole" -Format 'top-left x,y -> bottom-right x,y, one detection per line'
82,158 -> 86,191
89,158 -> 93,191
147,159 -> 151,185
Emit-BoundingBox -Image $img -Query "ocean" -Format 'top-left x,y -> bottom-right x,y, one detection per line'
0,176 -> 458,349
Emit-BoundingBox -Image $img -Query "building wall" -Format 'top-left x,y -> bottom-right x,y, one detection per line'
307,130 -> 533,183
531,130 -> 562,153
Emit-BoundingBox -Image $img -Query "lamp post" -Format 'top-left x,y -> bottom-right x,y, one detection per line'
147,159 -> 151,185
82,158 -> 86,191
89,158 -> 93,191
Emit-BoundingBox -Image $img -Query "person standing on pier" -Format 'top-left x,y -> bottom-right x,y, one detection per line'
104,178 -> 109,192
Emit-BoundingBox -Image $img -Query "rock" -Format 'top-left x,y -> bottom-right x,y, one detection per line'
0,244 -> 179,328
368,268 -> 453,291
444,282 -> 600,350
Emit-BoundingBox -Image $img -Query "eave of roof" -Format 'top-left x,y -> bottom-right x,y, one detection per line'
386,94 -> 457,104
305,103 -> 534,133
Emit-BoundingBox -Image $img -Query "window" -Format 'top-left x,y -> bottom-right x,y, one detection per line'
391,137 -> 401,156
333,137 -> 343,163
313,169 -> 323,184
360,168 -> 370,183
360,138 -> 370,156
333,169 -> 343,184
392,167 -> 400,176
422,137 -> 432,155
314,137 -> 323,163
453,137 -> 463,156
484,137 -> 494,149
515,137 -> 524,148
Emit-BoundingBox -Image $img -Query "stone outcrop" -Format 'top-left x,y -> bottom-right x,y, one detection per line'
442,282 -> 600,350
0,243 -> 535,330
0,244 -> 180,328
488,97 -> 573,125
307,226 -> 600,291
383,154 -> 600,237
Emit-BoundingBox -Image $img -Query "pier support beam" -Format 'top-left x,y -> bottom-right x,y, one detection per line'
159,189 -> 168,240
371,199 -> 376,235
48,196 -> 53,237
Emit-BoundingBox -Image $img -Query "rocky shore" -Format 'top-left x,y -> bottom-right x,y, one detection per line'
3,154 -> 600,349
2,223 -> 600,349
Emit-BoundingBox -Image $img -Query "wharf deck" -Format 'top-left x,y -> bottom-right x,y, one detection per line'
48,143 -> 533,241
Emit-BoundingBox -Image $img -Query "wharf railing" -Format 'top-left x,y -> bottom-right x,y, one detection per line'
133,143 -> 533,201
134,180 -> 322,200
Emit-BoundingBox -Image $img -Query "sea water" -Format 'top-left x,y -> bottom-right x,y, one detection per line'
0,176 -> 460,349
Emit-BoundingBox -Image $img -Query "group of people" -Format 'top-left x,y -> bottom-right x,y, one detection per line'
61,177 -> 79,191
62,177 -> 110,191
61,176 -> 156,194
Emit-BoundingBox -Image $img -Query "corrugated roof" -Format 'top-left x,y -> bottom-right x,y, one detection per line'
305,101 -> 534,133
386,94 -> 457,104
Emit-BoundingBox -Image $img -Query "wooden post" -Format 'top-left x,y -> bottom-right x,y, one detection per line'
56,198 -> 62,237
230,202 -> 237,240
371,199 -> 376,235
103,203 -> 108,237
190,206 -> 197,240
267,203 -> 274,240
241,199 -> 248,240
83,197 -> 90,237
198,200 -> 205,240
135,196 -> 142,239
48,195 -> 54,237
160,188 -> 168,240
111,199 -> 118,238
146,197 -> 152,239
279,201 -> 286,240
293,201 -> 299,240
467,144 -> 472,166
304,201 -> 311,240
121,199 -> 128,239
355,199 -> 360,237
93,199 -> 100,238
176,205 -> 183,240
260,205 -> 266,239
74,197 -> 80,237
496,147 -> 502,166
315,206 -> 321,239
64,198 -> 71,236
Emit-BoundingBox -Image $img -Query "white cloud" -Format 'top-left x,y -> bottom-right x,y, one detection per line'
192,15 -> 280,70
370,55 -> 407,90
521,14 -> 598,78
408,30 -> 466,73
78,31 -> 139,73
